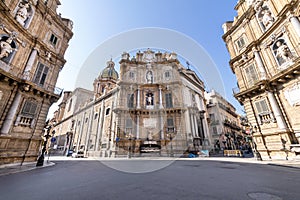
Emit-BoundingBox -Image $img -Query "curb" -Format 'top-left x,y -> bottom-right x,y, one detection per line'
267,163 -> 300,169
0,161 -> 56,177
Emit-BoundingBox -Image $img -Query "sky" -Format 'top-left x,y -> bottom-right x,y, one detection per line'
51,0 -> 241,116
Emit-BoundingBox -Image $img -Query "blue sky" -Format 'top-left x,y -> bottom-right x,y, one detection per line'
54,0 -> 241,113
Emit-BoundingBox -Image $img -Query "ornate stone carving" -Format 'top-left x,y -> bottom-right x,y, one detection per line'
261,10 -> 274,29
146,70 -> 153,83
0,35 -> 16,60
284,82 -> 300,106
142,49 -> 155,62
253,0 -> 264,12
272,39 -> 293,66
15,1 -> 30,27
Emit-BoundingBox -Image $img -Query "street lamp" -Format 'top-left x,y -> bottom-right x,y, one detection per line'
36,121 -> 54,166
126,133 -> 133,158
166,131 -> 174,157
243,119 -> 262,161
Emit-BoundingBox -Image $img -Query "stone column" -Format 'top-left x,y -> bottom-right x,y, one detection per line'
136,114 -> 140,139
289,14 -> 300,37
253,48 -> 267,80
84,108 -> 93,156
160,114 -> 164,140
159,86 -> 163,109
137,86 -> 141,109
76,112 -> 86,153
23,48 -> 38,80
193,115 -> 198,138
267,91 -> 287,130
1,93 -> 22,134
190,112 -> 196,137
95,101 -> 105,151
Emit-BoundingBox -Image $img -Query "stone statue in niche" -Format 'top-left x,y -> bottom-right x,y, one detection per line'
15,1 -> 30,26
146,92 -> 154,105
146,70 -> 153,83
261,9 -> 274,29
147,131 -> 153,140
0,37 -> 14,59
273,40 -> 293,66
253,0 -> 264,12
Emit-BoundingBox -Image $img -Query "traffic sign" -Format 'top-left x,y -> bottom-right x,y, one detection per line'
51,137 -> 56,143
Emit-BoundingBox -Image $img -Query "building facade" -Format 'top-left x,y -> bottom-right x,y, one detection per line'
223,0 -> 300,160
0,0 -> 73,165
205,90 -> 244,152
52,49 -> 212,157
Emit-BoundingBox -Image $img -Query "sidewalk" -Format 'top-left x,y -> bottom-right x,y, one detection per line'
0,161 -> 55,176
198,156 -> 300,169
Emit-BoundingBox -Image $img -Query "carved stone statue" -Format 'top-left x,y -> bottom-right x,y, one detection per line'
146,71 -> 153,83
253,0 -> 264,12
146,93 -> 154,105
262,10 -> 274,29
274,40 -> 292,65
147,131 -> 153,140
15,2 -> 30,26
0,37 -> 14,59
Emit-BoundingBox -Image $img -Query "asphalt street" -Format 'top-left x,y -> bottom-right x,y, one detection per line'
0,160 -> 299,200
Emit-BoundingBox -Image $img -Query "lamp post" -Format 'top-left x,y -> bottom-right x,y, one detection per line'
126,133 -> 133,158
167,132 -> 174,157
243,118 -> 262,161
36,121 -> 53,166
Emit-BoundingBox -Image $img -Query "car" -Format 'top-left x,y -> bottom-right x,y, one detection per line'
72,151 -> 84,158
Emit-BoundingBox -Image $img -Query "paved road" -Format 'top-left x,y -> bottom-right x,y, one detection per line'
0,160 -> 299,200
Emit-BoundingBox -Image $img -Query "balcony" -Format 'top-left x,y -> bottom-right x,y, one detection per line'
258,112 -> 275,124
223,119 -> 241,131
15,115 -> 34,127
0,61 -> 62,96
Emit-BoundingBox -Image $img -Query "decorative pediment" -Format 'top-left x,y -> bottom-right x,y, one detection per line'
142,49 -> 156,63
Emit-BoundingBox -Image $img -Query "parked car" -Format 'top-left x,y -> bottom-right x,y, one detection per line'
72,151 -> 84,158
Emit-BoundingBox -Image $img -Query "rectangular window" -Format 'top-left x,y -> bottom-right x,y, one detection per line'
167,118 -> 174,132
209,113 -> 215,122
129,72 -> 135,79
33,63 -> 49,86
125,118 -> 133,134
165,71 -> 170,78
255,99 -> 274,124
244,64 -> 259,87
21,101 -> 37,116
255,99 -> 269,113
49,34 -> 58,46
236,36 -> 246,50
213,127 -> 218,135
127,94 -> 134,108
165,93 -> 173,108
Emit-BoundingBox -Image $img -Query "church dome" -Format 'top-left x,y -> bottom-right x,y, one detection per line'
99,59 -> 119,80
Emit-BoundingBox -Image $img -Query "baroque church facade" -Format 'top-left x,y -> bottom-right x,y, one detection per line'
0,0 -> 73,165
51,49 -> 212,157
223,0 -> 300,160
